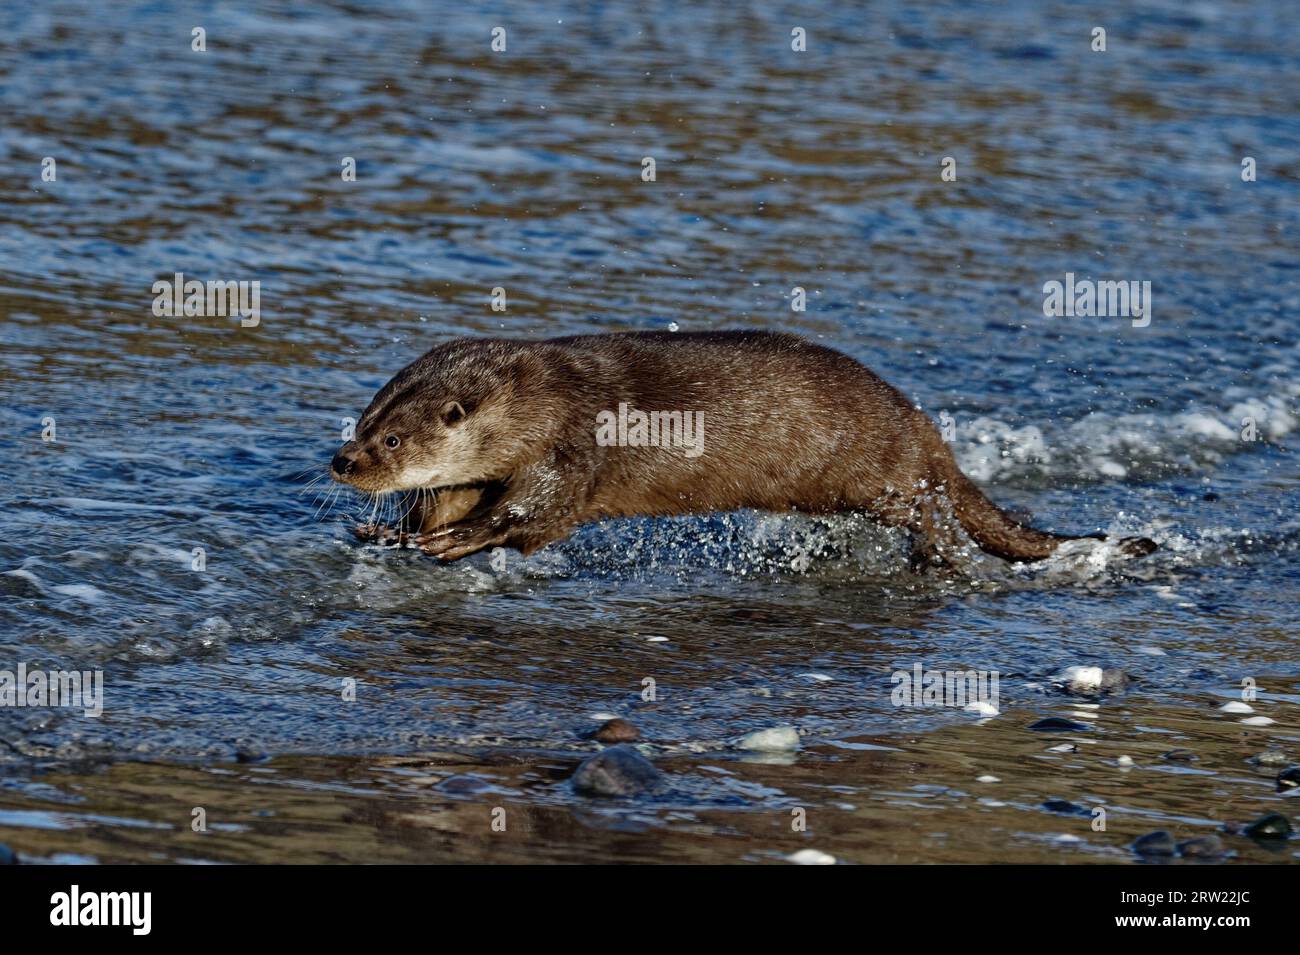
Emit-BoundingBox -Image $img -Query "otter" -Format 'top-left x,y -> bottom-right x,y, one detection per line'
331,330 -> 1156,567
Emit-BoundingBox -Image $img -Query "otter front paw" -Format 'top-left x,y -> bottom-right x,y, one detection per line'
353,523 -> 407,547
414,524 -> 509,562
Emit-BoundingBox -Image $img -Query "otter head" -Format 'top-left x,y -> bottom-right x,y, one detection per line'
330,342 -> 527,495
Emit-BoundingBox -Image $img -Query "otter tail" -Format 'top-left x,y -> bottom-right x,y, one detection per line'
941,463 -> 1156,563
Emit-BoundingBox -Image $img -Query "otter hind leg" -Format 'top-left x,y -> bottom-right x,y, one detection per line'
905,494 -> 969,573
932,456 -> 1157,563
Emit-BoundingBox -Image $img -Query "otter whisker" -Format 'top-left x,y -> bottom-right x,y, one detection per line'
300,475 -> 328,500
395,489 -> 422,533
289,463 -> 326,481
300,468 -> 329,488
308,480 -> 330,521
316,483 -> 343,523
365,491 -> 383,528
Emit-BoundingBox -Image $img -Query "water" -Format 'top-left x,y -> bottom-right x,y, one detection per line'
1,0 -> 1297,864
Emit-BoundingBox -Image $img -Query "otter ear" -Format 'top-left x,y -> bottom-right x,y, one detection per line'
441,400 -> 468,426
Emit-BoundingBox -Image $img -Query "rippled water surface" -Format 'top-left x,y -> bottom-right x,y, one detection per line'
1,0 -> 1298,863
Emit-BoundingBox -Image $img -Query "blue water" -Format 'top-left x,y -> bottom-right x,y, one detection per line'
0,0 -> 1296,863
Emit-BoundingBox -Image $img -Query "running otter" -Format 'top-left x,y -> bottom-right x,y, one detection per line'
331,330 -> 1156,567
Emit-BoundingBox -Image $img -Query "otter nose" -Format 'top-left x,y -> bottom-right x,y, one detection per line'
331,452 -> 355,476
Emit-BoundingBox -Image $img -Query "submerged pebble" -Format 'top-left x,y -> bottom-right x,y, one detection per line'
1251,751 -> 1290,767
1132,831 -> 1177,857
1276,767 -> 1300,792
571,745 -> 661,797
434,774 -> 494,795
1029,717 -> 1091,732
735,726 -> 801,752
592,718 -> 641,744
1177,835 -> 1227,859
1042,799 -> 1091,816
1242,813 -> 1292,841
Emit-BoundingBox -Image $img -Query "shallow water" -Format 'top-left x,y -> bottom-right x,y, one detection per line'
1,0 -> 1298,864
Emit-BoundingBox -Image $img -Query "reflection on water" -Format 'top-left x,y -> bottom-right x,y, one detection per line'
0,0 -> 1297,863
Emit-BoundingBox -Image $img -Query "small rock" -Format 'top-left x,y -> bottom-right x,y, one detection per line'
1055,665 -> 1104,692
1277,767 -> 1300,792
1132,830 -> 1177,857
434,774 -> 493,795
592,718 -> 641,744
1117,755 -> 1135,767
1177,835 -> 1226,859
1029,717 -> 1091,732
1099,669 -> 1132,692
571,745 -> 661,797
787,848 -> 836,865
1243,813 -> 1292,841
0,843 -> 16,865
1161,749 -> 1198,762
1042,799 -> 1090,816
234,748 -> 268,764
735,726 -> 801,752
1251,751 -> 1290,767
1053,666 -> 1131,696
976,775 -> 1000,783
1219,701 -> 1253,714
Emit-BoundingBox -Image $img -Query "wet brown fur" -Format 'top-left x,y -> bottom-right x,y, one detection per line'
332,330 -> 1157,566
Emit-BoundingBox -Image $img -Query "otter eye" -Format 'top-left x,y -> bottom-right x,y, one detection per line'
384,435 -> 400,449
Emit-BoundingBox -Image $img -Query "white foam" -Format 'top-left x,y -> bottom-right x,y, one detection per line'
949,382 -> 1300,485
